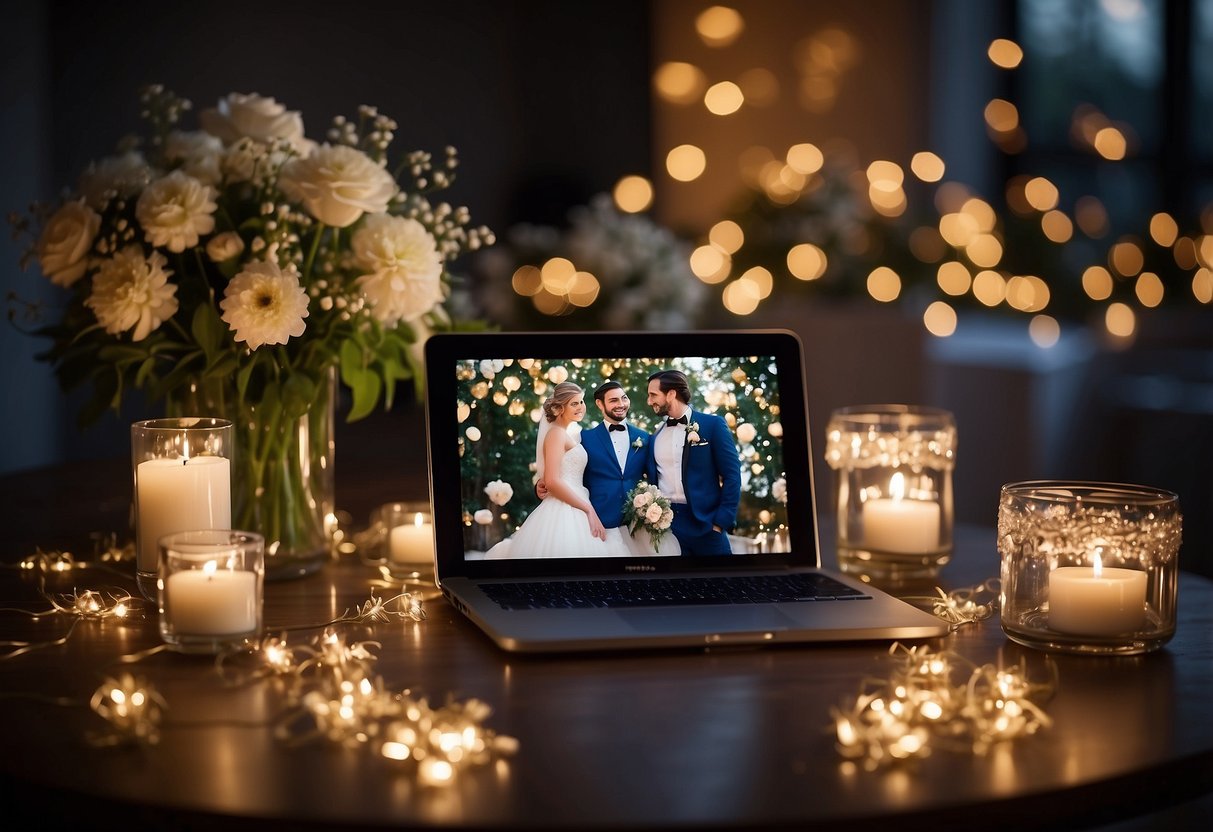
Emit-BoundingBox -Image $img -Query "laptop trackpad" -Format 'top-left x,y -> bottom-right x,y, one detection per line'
618,606 -> 799,635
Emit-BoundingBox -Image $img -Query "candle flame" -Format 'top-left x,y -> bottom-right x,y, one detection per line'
414,512 -> 424,527
889,471 -> 906,501
1093,551 -> 1102,577
203,560 -> 218,577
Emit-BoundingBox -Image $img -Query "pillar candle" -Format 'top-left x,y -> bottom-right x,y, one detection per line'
1049,555 -> 1147,636
164,561 -> 258,635
136,456 -> 231,573
861,471 -> 940,554
390,513 -> 434,565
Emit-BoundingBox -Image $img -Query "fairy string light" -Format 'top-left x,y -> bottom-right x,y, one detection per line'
88,673 -> 166,747
832,641 -> 1054,770
903,578 -> 1001,631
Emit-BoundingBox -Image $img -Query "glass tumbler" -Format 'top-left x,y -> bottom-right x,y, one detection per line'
131,418 -> 233,600
824,405 -> 956,581
158,529 -> 264,654
998,481 -> 1182,655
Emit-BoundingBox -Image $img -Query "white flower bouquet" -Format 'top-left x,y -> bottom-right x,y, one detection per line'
10,86 -> 492,569
622,481 -> 675,553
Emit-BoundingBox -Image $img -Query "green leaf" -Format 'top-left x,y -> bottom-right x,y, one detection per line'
281,373 -> 318,421
204,353 -> 240,380
345,367 -> 381,422
191,302 -> 226,359
134,357 -> 157,387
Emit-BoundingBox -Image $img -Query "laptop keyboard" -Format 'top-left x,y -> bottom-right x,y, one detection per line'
479,573 -> 873,610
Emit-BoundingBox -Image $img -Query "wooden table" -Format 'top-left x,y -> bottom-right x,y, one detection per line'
1,427 -> 1211,830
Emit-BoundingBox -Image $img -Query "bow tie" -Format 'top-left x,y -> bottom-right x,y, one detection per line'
666,415 -> 688,427
608,423 -> 626,432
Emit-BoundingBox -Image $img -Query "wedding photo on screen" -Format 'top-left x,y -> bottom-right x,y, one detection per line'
455,355 -> 788,560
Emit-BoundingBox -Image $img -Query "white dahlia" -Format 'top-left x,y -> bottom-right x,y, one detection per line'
84,247 -> 178,341
135,170 -> 218,253
352,213 -> 444,325
219,260 -> 310,350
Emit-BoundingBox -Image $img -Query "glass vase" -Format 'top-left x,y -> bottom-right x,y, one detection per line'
167,371 -> 336,580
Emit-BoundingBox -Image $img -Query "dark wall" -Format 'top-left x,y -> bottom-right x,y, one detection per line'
1,0 -> 653,473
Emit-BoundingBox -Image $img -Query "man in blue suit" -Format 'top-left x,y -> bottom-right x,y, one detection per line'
646,369 -> 741,555
580,381 -> 650,532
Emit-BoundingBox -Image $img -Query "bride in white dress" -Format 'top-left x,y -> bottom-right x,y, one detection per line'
486,382 -> 612,559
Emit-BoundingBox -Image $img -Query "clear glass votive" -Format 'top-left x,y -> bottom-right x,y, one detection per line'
998,481 -> 1182,655
132,418 -> 233,600
360,501 -> 435,578
158,530 -> 264,653
824,405 -> 956,581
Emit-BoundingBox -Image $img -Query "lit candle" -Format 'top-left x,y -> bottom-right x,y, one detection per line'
390,512 -> 434,565
861,471 -> 941,554
136,456 -> 231,573
164,560 -> 258,635
1048,553 -> 1147,635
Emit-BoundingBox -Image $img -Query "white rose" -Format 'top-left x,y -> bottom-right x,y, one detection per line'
278,144 -> 397,228
660,508 -> 674,528
165,130 -> 224,186
645,503 -> 664,524
473,509 -> 494,525
352,214 -> 444,325
686,431 -> 701,444
35,200 -> 100,287
135,171 -> 217,253
199,92 -> 310,153
632,493 -> 649,509
772,477 -> 787,504
736,423 -> 757,445
206,231 -> 245,263
479,359 -> 497,379
484,479 -> 514,506
77,151 -> 152,210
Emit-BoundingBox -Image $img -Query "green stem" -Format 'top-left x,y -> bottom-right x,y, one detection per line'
302,222 -> 326,281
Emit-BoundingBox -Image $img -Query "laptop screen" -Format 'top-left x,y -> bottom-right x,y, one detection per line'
425,330 -> 818,576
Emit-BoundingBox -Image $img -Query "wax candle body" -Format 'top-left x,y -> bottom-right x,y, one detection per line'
862,498 -> 940,554
164,568 -> 258,635
390,515 -> 434,565
136,456 -> 231,572
1049,566 -> 1147,635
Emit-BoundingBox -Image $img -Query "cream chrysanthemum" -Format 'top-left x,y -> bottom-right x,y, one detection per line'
219,260 -> 310,350
84,246 -> 178,341
135,170 -> 218,253
352,214 -> 444,325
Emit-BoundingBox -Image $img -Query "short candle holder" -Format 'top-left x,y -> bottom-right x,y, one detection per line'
158,530 -> 264,654
824,405 -> 955,582
131,418 -> 233,600
359,501 -> 435,580
998,481 -> 1182,656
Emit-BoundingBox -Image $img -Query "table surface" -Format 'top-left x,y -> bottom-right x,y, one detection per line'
1,425 -> 1211,831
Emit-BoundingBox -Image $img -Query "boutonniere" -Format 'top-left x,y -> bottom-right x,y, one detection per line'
687,422 -> 702,445
631,437 -> 644,450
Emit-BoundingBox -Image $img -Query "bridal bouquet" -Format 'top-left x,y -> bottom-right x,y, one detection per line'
622,481 -> 675,553
9,85 -> 492,571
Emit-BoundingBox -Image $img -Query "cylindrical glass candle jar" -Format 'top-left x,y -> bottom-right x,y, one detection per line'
158,530 -> 264,653
998,481 -> 1182,655
824,405 -> 956,581
359,501 -> 435,578
132,418 -> 233,600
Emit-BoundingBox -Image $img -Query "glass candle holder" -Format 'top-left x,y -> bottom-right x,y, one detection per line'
132,418 -> 233,600
360,501 -> 435,578
824,405 -> 956,581
998,481 -> 1182,655
158,530 -> 264,653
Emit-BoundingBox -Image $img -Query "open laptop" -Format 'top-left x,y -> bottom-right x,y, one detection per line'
424,329 -> 948,652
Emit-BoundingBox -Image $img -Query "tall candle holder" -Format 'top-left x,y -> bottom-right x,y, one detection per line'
998,481 -> 1182,655
824,405 -> 956,582
158,530 -> 264,653
131,418 -> 233,600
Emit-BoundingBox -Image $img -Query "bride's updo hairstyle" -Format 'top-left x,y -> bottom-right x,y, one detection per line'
543,382 -> 583,422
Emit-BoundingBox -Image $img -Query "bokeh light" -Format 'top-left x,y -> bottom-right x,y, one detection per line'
709,220 -> 744,254
1105,302 -> 1136,338
705,81 -> 745,115
787,243 -> 828,280
866,266 -> 901,302
988,38 -> 1024,69
666,144 -> 707,182
653,62 -> 707,105
1029,315 -> 1061,348
696,5 -> 745,47
923,301 -> 957,337
613,175 -> 653,213
911,151 -> 946,182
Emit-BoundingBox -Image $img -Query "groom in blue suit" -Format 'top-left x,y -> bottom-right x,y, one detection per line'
580,381 -> 650,531
645,369 -> 741,555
